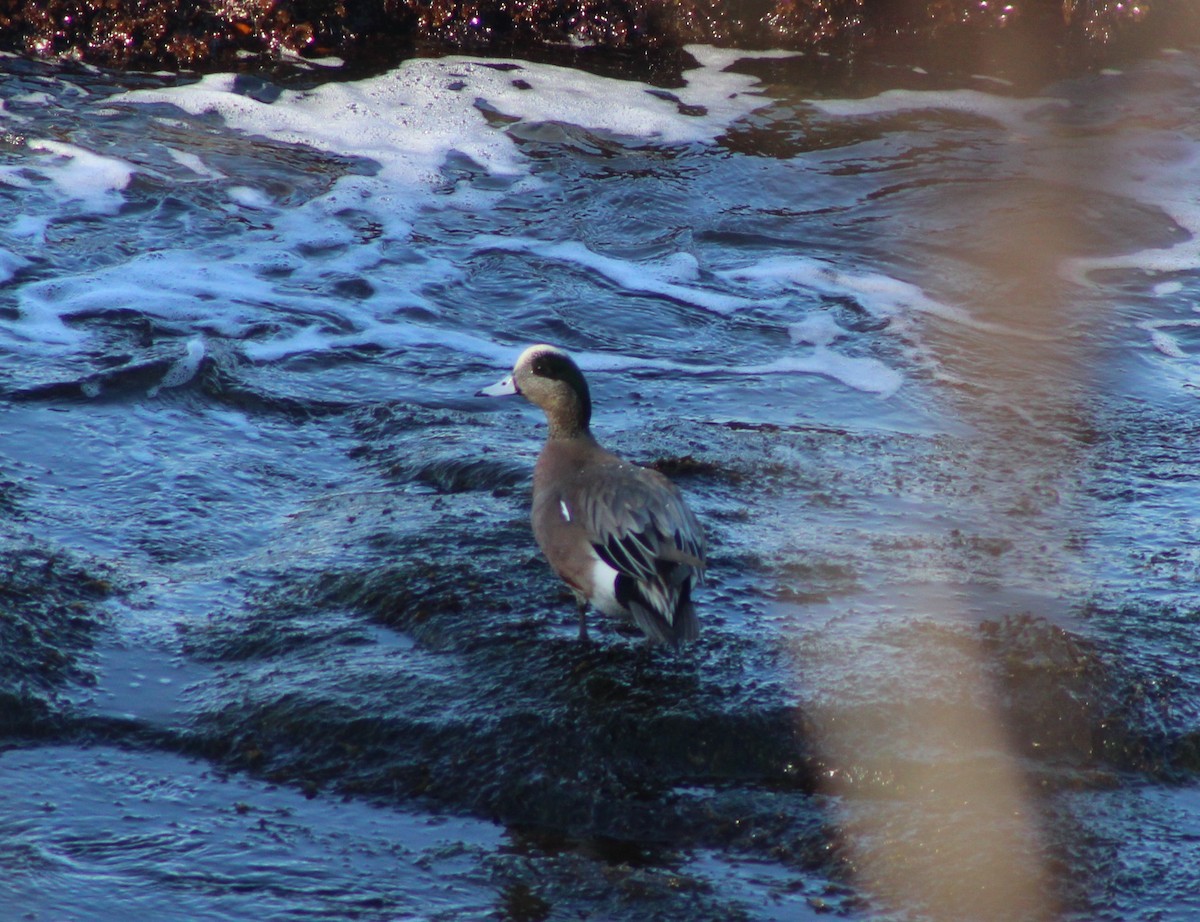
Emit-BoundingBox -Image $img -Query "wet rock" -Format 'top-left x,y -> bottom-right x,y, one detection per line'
175,509 -> 820,855
10,353 -> 198,403
645,453 -> 727,481
485,823 -> 830,921
0,546 -> 115,735
349,404 -> 531,494
185,653 -> 816,837
0,477 -> 23,519
973,612 -> 1197,780
0,0 -> 1195,76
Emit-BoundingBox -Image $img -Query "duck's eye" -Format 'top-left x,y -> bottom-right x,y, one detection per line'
532,352 -> 576,381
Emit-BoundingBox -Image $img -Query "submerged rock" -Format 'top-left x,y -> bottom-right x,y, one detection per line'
0,546 -> 115,736
181,543 -> 816,833
0,0 -> 1195,76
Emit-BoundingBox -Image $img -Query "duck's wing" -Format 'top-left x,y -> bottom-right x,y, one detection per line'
573,464 -> 705,644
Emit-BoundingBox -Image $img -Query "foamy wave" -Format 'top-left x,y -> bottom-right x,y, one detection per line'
10,249 -> 280,351
810,88 -> 1066,128
498,345 -> 902,397
718,255 -> 1036,337
243,322 -> 517,364
119,50 -> 784,237
165,147 -> 227,180
5,238 -> 463,356
475,235 -> 762,315
149,337 -> 207,396
0,49 -> 797,360
462,238 -> 903,394
26,139 -> 134,215
1063,207 -> 1200,284
743,351 -> 901,395
0,247 -> 27,284
1139,318 -> 1200,359
1051,108 -> 1200,360
4,50 -> 906,400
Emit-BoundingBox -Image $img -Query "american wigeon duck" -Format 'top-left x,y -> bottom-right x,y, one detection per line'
478,344 -> 705,647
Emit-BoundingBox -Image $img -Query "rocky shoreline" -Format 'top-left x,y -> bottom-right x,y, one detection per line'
1,0 -> 1197,77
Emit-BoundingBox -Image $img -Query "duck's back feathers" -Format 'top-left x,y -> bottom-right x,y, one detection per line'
571,461 -> 705,645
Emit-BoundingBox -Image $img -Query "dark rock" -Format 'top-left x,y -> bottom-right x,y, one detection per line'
0,546 -> 115,736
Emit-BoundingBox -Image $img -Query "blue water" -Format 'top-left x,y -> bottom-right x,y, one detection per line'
3,44 -> 1200,920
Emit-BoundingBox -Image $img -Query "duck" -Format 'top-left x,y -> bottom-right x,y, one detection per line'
478,344 -> 705,647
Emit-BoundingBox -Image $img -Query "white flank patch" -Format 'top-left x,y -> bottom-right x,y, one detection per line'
588,557 -> 623,617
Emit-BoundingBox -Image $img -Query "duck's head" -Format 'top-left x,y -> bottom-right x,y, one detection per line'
478,344 -> 592,436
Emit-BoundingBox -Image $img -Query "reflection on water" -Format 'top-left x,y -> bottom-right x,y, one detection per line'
2,41 -> 1200,922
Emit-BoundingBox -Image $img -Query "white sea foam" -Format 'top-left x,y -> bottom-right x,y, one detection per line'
0,47 -> 799,368
149,336 -> 207,396
17,249 -> 277,333
741,351 -> 902,395
243,321 -> 519,364
510,345 -> 901,397
13,90 -> 53,107
476,235 -> 761,315
6,214 -> 50,242
27,139 -> 134,214
810,88 -> 1066,128
1148,328 -> 1188,358
718,255 -> 1037,338
166,147 -> 226,180
464,237 -> 906,393
119,49 -> 782,239
1061,133 -> 1200,285
1139,318 -> 1200,359
1153,280 -> 1184,297
227,185 -> 273,209
789,313 -> 848,347
4,48 -> 922,403
0,247 -> 27,284
123,69 -> 513,240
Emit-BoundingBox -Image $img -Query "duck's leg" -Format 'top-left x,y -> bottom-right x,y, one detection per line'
576,599 -> 590,643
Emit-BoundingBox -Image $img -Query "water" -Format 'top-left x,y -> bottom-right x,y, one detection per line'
3,42 -> 1200,920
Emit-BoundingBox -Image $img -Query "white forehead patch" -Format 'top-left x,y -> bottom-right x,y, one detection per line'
559,499 -> 571,522
516,342 -> 567,371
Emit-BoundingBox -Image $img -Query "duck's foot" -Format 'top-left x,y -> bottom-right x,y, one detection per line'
576,603 -> 591,644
